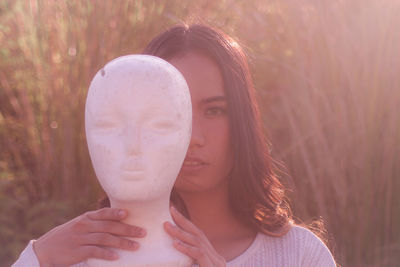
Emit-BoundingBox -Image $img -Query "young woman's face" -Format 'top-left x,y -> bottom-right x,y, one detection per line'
169,51 -> 234,193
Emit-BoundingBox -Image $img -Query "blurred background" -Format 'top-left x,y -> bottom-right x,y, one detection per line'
0,0 -> 399,266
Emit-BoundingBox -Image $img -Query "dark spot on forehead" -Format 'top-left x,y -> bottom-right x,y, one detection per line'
101,68 -> 106,77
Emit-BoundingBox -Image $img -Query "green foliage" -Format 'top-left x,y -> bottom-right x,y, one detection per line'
1,0 -> 399,266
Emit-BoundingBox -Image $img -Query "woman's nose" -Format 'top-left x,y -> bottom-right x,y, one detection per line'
188,115 -> 205,149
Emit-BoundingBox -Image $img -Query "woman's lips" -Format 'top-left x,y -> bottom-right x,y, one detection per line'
181,156 -> 208,172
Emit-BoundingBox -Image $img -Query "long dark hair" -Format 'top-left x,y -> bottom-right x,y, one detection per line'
144,24 -> 292,236
100,23 -> 292,236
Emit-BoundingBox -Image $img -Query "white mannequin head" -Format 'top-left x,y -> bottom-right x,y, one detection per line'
85,55 -> 192,203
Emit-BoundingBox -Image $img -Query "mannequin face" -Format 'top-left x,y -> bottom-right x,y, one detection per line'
85,55 -> 191,202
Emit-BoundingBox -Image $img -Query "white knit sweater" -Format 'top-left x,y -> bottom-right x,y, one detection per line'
12,225 -> 336,267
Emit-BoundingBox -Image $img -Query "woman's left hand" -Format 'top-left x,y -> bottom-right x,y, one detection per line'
163,206 -> 226,267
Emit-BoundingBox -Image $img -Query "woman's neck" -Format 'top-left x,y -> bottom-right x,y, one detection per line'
177,181 -> 254,243
177,181 -> 257,261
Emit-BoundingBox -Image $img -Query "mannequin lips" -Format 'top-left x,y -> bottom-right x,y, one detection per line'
122,169 -> 144,173
121,161 -> 145,179
121,169 -> 144,180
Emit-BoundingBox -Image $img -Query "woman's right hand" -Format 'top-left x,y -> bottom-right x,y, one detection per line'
33,208 -> 146,267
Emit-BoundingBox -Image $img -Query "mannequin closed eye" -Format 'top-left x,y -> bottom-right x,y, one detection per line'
147,120 -> 179,133
91,121 -> 119,133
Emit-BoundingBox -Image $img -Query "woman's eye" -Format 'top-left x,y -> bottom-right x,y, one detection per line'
205,107 -> 226,116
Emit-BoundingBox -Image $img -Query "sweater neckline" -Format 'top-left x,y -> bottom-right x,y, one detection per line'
226,232 -> 263,265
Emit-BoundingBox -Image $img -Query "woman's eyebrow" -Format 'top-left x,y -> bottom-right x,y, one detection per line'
200,96 -> 227,104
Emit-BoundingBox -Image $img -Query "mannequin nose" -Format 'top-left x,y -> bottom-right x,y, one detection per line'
124,126 -> 142,156
188,115 -> 205,149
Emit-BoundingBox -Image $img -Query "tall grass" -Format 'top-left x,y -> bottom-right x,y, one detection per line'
0,0 -> 399,266
244,2 -> 400,266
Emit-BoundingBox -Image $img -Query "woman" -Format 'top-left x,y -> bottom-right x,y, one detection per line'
13,24 -> 336,267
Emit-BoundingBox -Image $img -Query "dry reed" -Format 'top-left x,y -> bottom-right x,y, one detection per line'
0,0 -> 399,266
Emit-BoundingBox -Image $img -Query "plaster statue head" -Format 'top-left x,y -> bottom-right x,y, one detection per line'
85,55 -> 192,203
85,55 -> 193,266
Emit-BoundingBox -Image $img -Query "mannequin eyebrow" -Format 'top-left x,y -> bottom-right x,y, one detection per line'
201,96 -> 227,104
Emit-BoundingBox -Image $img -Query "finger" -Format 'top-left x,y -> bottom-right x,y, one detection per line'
79,245 -> 119,261
86,208 -> 127,221
88,220 -> 146,238
165,222 -> 222,265
83,233 -> 139,251
164,222 -> 199,246
172,239 -> 213,267
170,206 -> 203,236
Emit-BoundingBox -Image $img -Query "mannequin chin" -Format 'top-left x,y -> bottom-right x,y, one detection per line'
85,55 -> 193,267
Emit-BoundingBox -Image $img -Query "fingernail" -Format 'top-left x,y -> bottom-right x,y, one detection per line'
140,228 -> 147,237
110,251 -> 119,259
118,210 -> 126,217
130,241 -> 139,249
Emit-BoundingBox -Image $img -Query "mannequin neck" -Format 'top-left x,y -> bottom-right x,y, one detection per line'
87,193 -> 193,266
109,193 -> 172,245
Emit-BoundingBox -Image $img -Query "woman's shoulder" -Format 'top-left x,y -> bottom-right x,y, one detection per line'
258,224 -> 326,245
272,224 -> 326,243
257,224 -> 336,266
